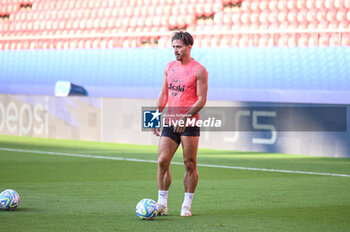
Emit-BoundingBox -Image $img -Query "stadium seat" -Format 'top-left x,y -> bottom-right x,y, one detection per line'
239,35 -> 252,47
269,21 -> 280,30
324,0 -> 334,9
268,0 -> 277,10
298,34 -> 309,46
334,0 -> 345,8
346,0 -> 350,8
230,35 -> 240,47
259,0 -> 268,11
296,0 -> 307,9
306,9 -> 317,23
316,10 -> 327,22
342,33 -> 350,46
257,34 -> 269,47
319,33 -> 331,46
250,1 -> 259,11
277,34 -> 289,47
286,0 -> 297,10
329,33 -> 342,46
241,11 -> 250,24
268,10 -> 278,24
219,35 -> 231,47
339,20 -> 350,29
308,34 -> 319,46
314,0 -> 324,10
259,11 -> 269,24
317,21 -> 329,29
307,21 -> 319,29
336,9 -> 346,22
287,10 -> 297,23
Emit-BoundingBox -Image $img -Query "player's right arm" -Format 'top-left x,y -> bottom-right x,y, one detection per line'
153,66 -> 169,136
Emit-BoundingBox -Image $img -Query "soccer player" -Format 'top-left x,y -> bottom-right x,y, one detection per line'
153,31 -> 208,217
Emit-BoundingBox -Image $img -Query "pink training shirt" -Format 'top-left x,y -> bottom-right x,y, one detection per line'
165,59 -> 204,125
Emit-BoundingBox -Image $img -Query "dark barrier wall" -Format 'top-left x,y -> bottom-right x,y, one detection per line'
0,47 -> 349,104
0,94 -> 349,157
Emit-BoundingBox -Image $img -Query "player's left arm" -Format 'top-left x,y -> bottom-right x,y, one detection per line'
174,66 -> 208,133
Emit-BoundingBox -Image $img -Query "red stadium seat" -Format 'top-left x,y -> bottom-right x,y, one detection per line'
268,10 -> 278,24
230,35 -> 240,47
334,0 -> 345,8
317,21 -> 329,29
308,34 -> 319,46
298,22 -> 308,29
341,33 -> 350,46
306,9 -> 317,23
277,10 -> 288,23
277,0 -> 287,10
307,21 -> 319,29
346,0 -> 350,8
347,10 -> 350,21
239,35 -> 252,47
286,0 -> 297,10
258,34 -> 270,47
240,11 -> 250,24
259,11 -> 269,24
287,10 -> 297,22
214,12 -> 223,25
220,12 -> 232,27
297,34 -> 309,46
339,20 -> 350,29
259,0 -> 268,11
231,11 -> 241,24
314,0 -> 324,10
268,0 -> 277,10
219,35 -> 231,47
326,10 -> 336,22
316,10 -> 327,22
199,35 -> 211,48
324,0 -> 334,9
296,0 -> 307,9
328,19 -> 340,29
297,9 -> 307,23
319,33 -> 330,46
336,9 -> 347,21
250,11 -> 260,26
329,33 -> 342,46
249,1 -> 259,11
277,34 -> 290,47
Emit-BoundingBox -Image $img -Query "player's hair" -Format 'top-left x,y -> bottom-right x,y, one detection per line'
171,31 -> 194,46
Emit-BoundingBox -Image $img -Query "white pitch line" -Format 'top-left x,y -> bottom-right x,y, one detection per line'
1,147 -> 350,178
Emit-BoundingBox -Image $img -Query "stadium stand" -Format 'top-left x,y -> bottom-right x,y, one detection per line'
0,0 -> 349,102
0,0 -> 349,49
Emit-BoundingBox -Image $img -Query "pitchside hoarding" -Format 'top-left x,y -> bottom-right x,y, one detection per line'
0,94 -> 349,157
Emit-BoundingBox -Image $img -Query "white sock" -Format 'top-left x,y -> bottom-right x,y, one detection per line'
182,192 -> 194,209
157,190 -> 168,207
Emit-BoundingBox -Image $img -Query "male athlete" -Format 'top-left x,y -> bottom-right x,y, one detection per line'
153,31 -> 208,217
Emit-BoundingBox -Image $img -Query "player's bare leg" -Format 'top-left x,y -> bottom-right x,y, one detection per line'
157,136 -> 179,215
180,135 -> 199,216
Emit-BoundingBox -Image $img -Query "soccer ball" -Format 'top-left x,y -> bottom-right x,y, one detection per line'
0,189 -> 20,211
136,198 -> 158,220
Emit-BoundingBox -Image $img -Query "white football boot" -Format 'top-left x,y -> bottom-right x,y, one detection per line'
158,204 -> 168,216
180,206 -> 192,217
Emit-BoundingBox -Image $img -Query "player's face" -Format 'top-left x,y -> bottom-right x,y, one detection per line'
172,39 -> 191,61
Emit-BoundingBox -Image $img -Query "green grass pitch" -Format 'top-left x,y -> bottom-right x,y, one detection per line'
0,135 -> 350,232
